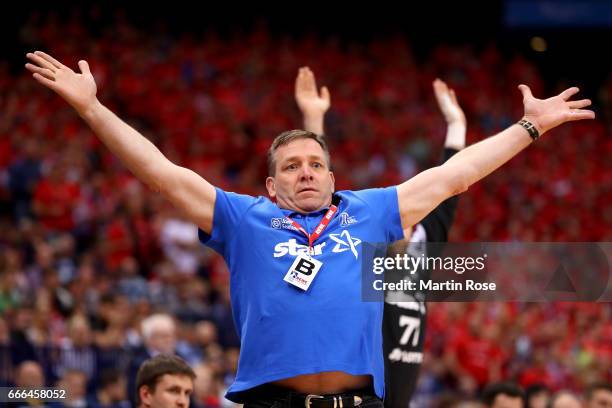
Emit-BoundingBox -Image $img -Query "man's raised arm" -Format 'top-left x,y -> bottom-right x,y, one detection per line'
397,84 -> 594,229
434,78 -> 467,152
410,79 -> 467,240
295,66 -> 330,136
26,51 -> 216,233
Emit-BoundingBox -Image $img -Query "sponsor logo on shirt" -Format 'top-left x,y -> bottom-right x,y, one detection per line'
273,239 -> 326,258
388,348 -> 423,364
273,231 -> 362,259
330,230 -> 362,259
339,212 -> 357,227
270,218 -> 298,231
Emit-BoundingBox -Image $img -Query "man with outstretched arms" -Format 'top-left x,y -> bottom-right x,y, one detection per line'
26,51 -> 593,408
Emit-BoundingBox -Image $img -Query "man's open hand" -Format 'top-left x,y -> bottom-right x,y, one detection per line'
519,84 -> 594,135
295,66 -> 330,118
26,51 -> 98,114
433,78 -> 466,126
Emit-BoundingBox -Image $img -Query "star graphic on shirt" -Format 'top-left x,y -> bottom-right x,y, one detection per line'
329,230 -> 362,259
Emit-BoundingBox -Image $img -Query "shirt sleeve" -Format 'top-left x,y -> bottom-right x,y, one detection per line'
419,147 -> 460,245
198,187 -> 258,254
352,186 -> 404,243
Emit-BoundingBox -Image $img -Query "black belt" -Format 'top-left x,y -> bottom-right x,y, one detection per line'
290,392 -> 366,408
243,384 -> 375,408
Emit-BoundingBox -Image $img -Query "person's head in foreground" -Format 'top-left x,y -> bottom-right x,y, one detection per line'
266,129 -> 334,214
136,354 -> 196,408
585,383 -> 612,408
525,384 -> 550,408
482,382 -> 525,408
549,391 -> 582,408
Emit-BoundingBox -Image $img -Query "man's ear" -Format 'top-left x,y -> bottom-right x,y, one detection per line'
140,385 -> 152,407
266,176 -> 276,199
329,171 -> 335,193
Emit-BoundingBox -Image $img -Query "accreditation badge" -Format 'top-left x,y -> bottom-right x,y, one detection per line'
283,254 -> 323,291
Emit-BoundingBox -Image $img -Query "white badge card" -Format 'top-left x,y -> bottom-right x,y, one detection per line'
283,254 -> 323,291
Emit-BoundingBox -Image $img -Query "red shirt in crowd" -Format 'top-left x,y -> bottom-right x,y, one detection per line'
33,178 -> 81,232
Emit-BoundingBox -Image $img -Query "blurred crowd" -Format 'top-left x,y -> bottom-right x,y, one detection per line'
0,8 -> 610,408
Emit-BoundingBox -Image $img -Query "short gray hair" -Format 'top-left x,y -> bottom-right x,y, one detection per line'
141,314 -> 175,340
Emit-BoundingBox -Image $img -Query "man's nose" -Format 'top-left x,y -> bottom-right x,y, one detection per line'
299,164 -> 314,179
177,394 -> 189,408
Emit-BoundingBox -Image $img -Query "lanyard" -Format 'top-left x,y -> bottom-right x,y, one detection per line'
286,205 -> 338,251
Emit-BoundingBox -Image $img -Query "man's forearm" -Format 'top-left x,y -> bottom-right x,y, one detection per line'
444,122 -> 466,150
418,147 -> 460,245
79,101 -> 171,192
303,113 -> 325,136
444,123 -> 532,188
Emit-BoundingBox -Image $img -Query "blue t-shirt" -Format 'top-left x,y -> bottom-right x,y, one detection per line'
199,187 -> 404,402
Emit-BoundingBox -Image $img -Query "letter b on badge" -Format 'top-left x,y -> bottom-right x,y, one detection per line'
284,254 -> 323,291
295,258 -> 316,275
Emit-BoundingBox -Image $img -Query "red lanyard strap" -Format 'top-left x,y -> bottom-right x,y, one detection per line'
286,205 -> 338,249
